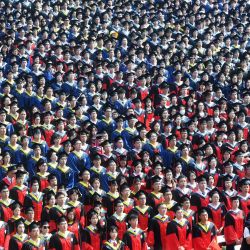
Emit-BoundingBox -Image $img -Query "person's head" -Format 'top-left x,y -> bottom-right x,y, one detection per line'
40,221 -> 50,234
181,196 -> 190,209
175,206 -> 184,220
29,223 -> 40,239
48,174 -> 57,187
211,191 -> 220,203
198,176 -> 207,191
114,199 -> 124,214
231,196 -> 240,210
46,192 -> 56,206
57,216 -> 68,232
163,188 -> 172,202
68,188 -> 80,202
198,209 -> 208,223
11,202 -> 21,217
56,192 -> 66,206
25,207 -> 35,221
16,220 -> 25,235
128,213 -> 139,228
240,180 -> 250,193
177,175 -> 187,188
109,180 -> 118,192
158,203 -> 167,216
15,170 -> 26,185
67,207 -> 76,221
108,225 -> 119,240
88,210 -> 99,226
30,177 -> 40,192
0,185 -> 9,199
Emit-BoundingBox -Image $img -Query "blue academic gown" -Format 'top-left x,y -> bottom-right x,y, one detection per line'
121,127 -> 138,150
26,156 -> 46,179
16,149 -> 33,165
90,166 -> 107,191
53,166 -> 75,189
67,151 -> 91,179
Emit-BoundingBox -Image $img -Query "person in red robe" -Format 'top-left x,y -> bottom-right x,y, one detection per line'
67,207 -> 80,242
49,216 -> 80,250
192,208 -> 218,250
147,203 -> 170,250
8,220 -> 28,250
147,176 -> 165,214
207,189 -> 227,233
102,225 -> 125,250
238,179 -> 250,216
0,185 -> 15,222
81,210 -> 105,250
107,199 -> 128,240
190,175 -> 210,212
166,206 -> 192,250
9,170 -> 28,206
181,195 -> 195,228
122,213 -> 147,250
224,196 -> 245,249
131,191 -> 153,232
23,177 -> 43,222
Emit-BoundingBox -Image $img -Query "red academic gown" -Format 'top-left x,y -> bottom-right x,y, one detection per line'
147,214 -> 170,250
8,233 -> 28,250
107,213 -> 127,240
68,221 -> 80,242
192,222 -> 217,250
224,209 -> 244,246
123,228 -> 147,250
21,238 -> 47,250
49,231 -> 80,250
147,192 -> 165,213
23,192 -> 43,221
238,194 -> 250,216
49,206 -> 66,233
166,219 -> 192,250
66,201 -> 85,227
0,199 -> 14,222
131,206 -> 153,231
190,191 -> 210,212
183,209 -> 195,228
207,203 -> 227,230
81,226 -> 102,250
9,185 -> 28,206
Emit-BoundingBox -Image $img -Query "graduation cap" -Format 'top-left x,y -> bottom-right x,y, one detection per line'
0,123 -> 7,128
239,179 -> 250,187
131,176 -> 142,185
0,184 -> 9,192
198,207 -> 210,216
15,218 -> 25,227
196,175 -> 207,183
114,198 -> 124,207
208,188 -> 222,198
10,201 -> 22,211
101,140 -> 111,148
7,165 -> 17,173
120,183 -> 130,193
223,175 -> 233,182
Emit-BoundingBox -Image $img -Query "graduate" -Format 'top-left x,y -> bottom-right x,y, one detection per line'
190,176 -> 210,212
192,208 -> 218,250
166,206 -> 192,250
131,191 -> 153,232
9,170 -> 28,206
107,199 -> 128,240
0,165 -> 17,190
120,184 -> 134,214
122,213 -> 147,250
147,203 -> 170,250
163,187 -> 178,220
7,202 -> 23,236
49,192 -> 67,233
207,189 -> 227,233
8,220 -> 28,250
49,216 -> 80,250
41,191 -> 55,223
103,180 -> 120,217
181,195 -> 195,228
67,138 -> 91,177
66,188 -> 85,227
21,222 -> 46,249
24,207 -> 35,234
54,152 -> 75,189
102,225 -> 125,250
147,176 -> 165,214
0,185 -> 15,222
224,196 -> 245,249
172,175 -> 192,203
238,179 -> 250,216
67,207 -> 80,242
81,210 -> 105,250
23,177 -> 43,222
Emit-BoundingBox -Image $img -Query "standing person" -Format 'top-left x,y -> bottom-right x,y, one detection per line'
166,206 -> 192,250
102,225 -> 125,250
241,219 -> 250,249
8,220 -> 28,250
21,222 -> 46,249
49,216 -> 80,250
0,185 -> 15,222
81,210 -> 105,250
192,208 -> 218,250
123,213 -> 147,250
147,203 -> 170,250
224,196 -> 245,249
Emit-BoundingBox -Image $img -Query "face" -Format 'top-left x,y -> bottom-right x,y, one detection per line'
158,204 -> 167,215
17,224 -> 25,234
110,229 -> 118,239
90,214 -> 98,226
116,203 -> 124,213
199,212 -> 208,222
129,218 -> 138,228
58,221 -> 68,232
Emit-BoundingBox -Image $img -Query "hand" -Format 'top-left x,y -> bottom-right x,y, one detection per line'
235,239 -> 241,245
178,247 -> 185,250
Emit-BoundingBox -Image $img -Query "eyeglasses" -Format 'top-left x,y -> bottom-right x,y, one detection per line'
43,226 -> 50,229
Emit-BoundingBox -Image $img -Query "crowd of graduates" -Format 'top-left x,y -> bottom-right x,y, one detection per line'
0,0 -> 249,249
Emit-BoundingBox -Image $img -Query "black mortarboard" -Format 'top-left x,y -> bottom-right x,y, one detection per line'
151,175 -> 161,185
